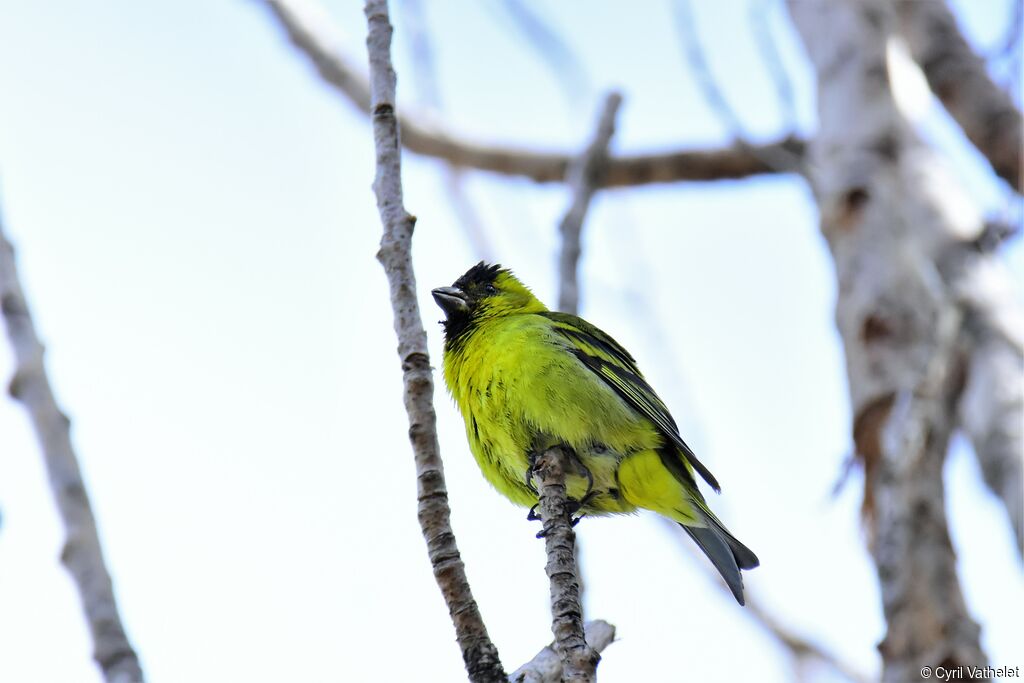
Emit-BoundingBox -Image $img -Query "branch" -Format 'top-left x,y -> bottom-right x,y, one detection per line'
660,520 -> 870,683
672,0 -> 805,176
557,93 -> 622,315
509,620 -> 616,683
944,242 -> 1024,556
897,0 -> 1024,192
494,0 -> 591,109
532,448 -> 599,682
261,0 -> 804,186
958,320 -> 1024,555
395,0 -> 496,261
787,0 -> 990,679
362,2 -> 505,681
672,0 -> 746,138
748,0 -> 798,131
744,596 -> 871,683
0,203 -> 144,682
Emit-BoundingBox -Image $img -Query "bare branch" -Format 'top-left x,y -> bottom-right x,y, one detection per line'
0,203 -> 144,683
362,2 -> 505,680
748,0 -> 799,131
944,243 -> 1024,556
261,0 -> 804,186
993,0 -> 1023,62
396,0 -> 496,261
659,518 -> 870,683
672,0 -> 805,175
558,93 -> 622,315
897,0 -> 1024,192
493,0 -> 592,109
958,322 -> 1024,555
444,169 -> 497,261
509,620 -> 616,683
672,0 -> 746,138
744,596 -> 871,683
532,448 -> 599,682
991,0 -> 1022,99
787,0 -> 990,678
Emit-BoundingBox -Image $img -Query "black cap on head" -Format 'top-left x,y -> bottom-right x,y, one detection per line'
454,262 -> 502,291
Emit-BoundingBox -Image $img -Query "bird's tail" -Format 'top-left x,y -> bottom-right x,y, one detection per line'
681,506 -> 759,606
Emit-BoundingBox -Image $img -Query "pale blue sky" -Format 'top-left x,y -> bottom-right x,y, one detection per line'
0,1 -> 1020,682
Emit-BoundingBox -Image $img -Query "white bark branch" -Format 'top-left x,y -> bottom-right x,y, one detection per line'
509,620 -> 615,683
947,245 -> 1024,555
557,93 -> 622,315
786,0 -> 991,679
532,447 -> 600,682
362,2 -> 505,680
0,207 -> 144,683
897,0 -> 1023,191
261,0 -> 804,187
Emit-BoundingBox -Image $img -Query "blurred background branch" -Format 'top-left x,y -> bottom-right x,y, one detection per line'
557,92 -> 621,315
787,0 -> 1006,678
0,199 -> 144,683
263,0 -> 804,186
0,0 -> 1020,680
659,517 -> 869,683
897,0 -> 1024,192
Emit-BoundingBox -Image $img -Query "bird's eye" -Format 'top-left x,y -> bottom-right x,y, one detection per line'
484,283 -> 498,295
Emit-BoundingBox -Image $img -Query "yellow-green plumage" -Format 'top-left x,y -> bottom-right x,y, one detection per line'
433,263 -> 758,604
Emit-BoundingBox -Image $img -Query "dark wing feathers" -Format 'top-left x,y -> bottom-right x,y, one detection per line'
540,311 -> 722,493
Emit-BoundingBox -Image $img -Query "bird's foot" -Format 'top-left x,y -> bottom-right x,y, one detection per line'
526,503 -> 542,522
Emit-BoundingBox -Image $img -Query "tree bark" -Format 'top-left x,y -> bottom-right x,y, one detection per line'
510,620 -> 615,683
786,1 -> 991,679
363,2 -> 505,680
262,0 -> 803,187
0,206 -> 145,683
897,0 -> 1023,192
532,448 -> 599,683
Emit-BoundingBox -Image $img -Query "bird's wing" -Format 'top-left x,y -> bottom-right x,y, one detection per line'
538,311 -> 721,493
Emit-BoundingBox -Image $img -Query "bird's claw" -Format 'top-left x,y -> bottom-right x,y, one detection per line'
526,503 -> 542,522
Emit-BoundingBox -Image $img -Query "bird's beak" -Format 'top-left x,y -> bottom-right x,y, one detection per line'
432,287 -> 469,318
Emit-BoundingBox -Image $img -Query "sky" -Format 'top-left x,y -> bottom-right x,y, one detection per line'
0,1 -> 1020,682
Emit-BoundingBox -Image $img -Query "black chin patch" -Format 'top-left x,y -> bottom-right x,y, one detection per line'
441,310 -> 472,350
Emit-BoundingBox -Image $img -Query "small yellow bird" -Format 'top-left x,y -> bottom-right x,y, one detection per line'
433,263 -> 759,604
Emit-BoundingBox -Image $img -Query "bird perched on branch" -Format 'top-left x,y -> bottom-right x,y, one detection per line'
432,262 -> 759,605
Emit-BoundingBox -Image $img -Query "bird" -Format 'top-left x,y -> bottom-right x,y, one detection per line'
432,262 -> 759,605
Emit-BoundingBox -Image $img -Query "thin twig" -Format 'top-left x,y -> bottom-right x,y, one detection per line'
991,0 -> 1022,99
397,0 -> 496,261
362,2 -> 505,681
532,448 -> 599,682
0,200 -> 145,683
673,0 -> 746,138
261,0 -> 804,186
659,518 -> 869,683
748,0 -> 798,131
509,620 -> 616,683
672,0 -> 805,175
493,0 -> 592,110
558,93 -> 622,315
